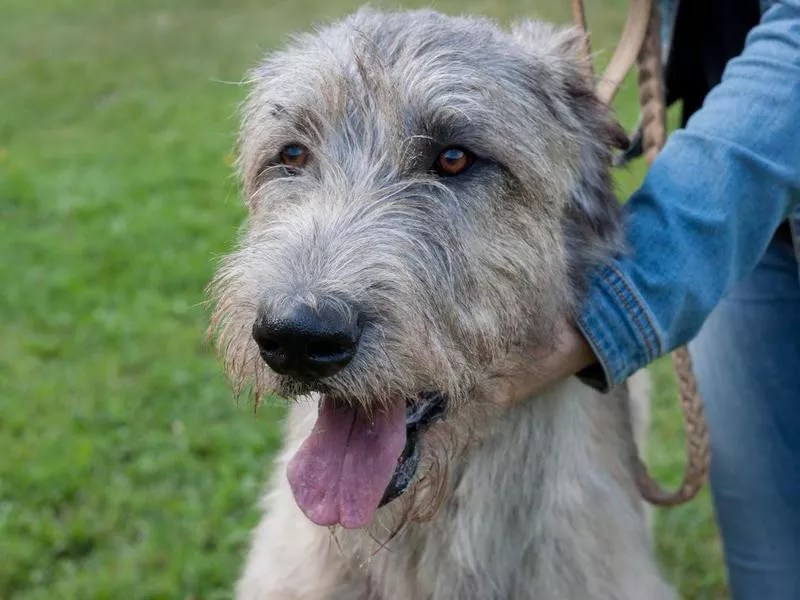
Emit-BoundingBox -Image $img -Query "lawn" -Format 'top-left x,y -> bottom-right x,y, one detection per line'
0,0 -> 727,598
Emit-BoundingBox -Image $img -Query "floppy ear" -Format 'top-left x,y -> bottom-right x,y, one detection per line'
511,20 -> 629,298
510,20 -> 592,71
510,19 -> 628,148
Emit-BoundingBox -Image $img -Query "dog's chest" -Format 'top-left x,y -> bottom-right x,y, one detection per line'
362,419 -> 550,599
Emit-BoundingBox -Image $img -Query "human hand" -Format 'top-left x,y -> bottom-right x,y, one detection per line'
482,318 -> 598,408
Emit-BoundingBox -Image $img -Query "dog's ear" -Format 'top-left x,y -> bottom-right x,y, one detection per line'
509,20 -> 628,151
510,21 -> 591,80
511,20 -> 588,68
511,20 -> 628,297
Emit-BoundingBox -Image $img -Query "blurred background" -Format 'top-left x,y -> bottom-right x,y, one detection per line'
0,0 -> 727,598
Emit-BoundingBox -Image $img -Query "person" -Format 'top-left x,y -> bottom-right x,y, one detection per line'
491,1 -> 800,598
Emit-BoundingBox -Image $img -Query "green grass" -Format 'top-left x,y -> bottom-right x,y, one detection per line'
0,0 -> 727,598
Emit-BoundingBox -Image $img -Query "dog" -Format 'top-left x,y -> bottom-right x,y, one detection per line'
209,7 -> 675,599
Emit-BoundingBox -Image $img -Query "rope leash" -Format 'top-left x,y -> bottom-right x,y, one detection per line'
571,0 -> 710,507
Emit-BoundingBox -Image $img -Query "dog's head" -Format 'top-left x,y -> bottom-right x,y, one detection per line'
209,9 -> 625,529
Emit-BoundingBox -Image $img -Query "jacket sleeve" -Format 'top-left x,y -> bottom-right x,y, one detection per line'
575,0 -> 800,391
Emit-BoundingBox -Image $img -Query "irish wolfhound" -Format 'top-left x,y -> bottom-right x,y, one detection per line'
209,7 -> 675,599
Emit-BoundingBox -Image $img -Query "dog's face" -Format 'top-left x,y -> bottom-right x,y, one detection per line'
210,9 -> 624,529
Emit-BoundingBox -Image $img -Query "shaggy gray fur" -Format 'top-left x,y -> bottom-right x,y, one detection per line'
209,8 -> 674,600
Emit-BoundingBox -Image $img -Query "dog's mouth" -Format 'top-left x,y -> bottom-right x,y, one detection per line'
286,391 -> 447,530
379,391 -> 448,508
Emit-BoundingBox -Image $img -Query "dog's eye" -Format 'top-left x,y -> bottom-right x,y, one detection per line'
279,144 -> 308,170
434,147 -> 474,177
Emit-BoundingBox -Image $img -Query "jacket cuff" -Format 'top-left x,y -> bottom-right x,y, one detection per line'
574,263 -> 663,392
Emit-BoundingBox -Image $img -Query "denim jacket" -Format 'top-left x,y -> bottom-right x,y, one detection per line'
576,0 -> 800,391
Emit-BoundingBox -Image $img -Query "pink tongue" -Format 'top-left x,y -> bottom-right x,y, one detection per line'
287,397 -> 407,529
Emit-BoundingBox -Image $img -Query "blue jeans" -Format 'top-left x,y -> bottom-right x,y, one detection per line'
689,239 -> 800,599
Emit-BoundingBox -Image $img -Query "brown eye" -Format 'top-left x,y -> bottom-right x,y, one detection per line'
434,147 -> 474,176
279,144 -> 308,170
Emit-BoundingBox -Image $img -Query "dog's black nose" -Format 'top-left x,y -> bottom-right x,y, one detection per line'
252,300 -> 360,379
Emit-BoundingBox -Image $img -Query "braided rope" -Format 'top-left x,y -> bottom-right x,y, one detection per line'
633,5 -> 710,507
571,0 -> 594,77
573,0 -> 711,507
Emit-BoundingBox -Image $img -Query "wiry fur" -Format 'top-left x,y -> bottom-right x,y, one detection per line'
208,8 -> 674,599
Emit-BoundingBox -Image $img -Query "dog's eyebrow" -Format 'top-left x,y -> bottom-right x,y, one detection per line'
293,106 -> 326,141
266,102 -> 325,146
408,107 -> 492,154
269,103 -> 287,118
